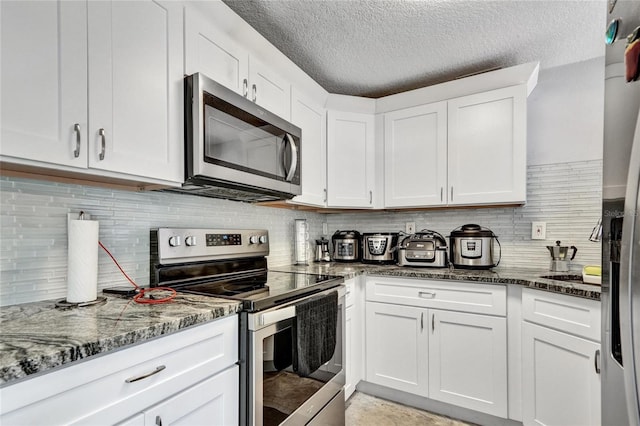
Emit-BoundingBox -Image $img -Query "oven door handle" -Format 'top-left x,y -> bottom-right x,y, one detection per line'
259,305 -> 296,327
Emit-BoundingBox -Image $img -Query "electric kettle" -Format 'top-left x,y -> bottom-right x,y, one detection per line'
546,240 -> 578,272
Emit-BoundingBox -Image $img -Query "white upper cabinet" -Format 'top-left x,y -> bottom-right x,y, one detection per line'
447,85 -> 527,206
383,84 -> 527,208
290,88 -> 327,207
87,1 -> 183,182
327,110 -> 376,208
1,1 -> 88,168
1,0 -> 184,184
384,102 -> 448,207
184,8 -> 291,120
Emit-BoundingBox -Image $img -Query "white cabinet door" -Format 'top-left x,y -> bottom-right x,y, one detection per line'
384,102 -> 448,207
143,365 -> 239,426
87,1 -> 183,183
290,89 -> 327,207
1,0 -> 88,168
327,111 -> 375,208
184,7 -> 249,96
522,322 -> 601,426
249,57 -> 291,120
365,301 -> 428,396
447,85 -> 527,205
428,310 -> 508,417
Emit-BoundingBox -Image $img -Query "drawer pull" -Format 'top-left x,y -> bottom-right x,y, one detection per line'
418,291 -> 436,299
125,365 -> 166,383
595,349 -> 601,374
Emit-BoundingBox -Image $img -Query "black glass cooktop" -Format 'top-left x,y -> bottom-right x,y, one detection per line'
176,270 -> 343,312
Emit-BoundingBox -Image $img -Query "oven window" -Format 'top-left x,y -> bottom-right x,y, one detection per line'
202,92 -> 300,184
261,319 -> 342,426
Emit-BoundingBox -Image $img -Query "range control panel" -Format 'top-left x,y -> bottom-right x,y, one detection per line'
153,228 -> 269,264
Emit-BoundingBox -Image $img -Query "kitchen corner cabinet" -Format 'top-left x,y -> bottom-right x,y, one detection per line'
184,7 -> 291,120
521,289 -> 601,426
290,88 -> 328,207
364,277 -> 508,417
0,316 -> 239,426
383,84 -> 527,208
0,0 -> 184,184
327,111 -> 376,208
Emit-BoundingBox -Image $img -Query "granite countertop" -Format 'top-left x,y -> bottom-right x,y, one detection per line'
272,262 -> 602,301
0,293 -> 241,386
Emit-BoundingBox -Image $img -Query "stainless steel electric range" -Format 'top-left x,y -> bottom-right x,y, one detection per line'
150,228 -> 346,426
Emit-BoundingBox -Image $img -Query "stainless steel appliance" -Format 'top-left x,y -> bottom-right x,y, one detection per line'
449,224 -> 501,269
546,240 -> 578,272
331,230 -> 361,262
315,238 -> 331,262
150,228 -> 345,426
602,4 -> 640,425
173,73 -> 302,202
361,232 -> 399,264
397,230 -> 448,268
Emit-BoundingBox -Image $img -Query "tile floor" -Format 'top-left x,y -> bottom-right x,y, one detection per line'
345,392 -> 473,426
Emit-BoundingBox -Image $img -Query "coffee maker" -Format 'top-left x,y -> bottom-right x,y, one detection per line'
546,240 -> 578,272
314,238 -> 331,262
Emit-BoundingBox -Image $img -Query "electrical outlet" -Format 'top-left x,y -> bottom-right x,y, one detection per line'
531,222 -> 546,240
406,222 -> 415,234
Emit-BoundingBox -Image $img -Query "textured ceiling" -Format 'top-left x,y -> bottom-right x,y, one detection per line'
222,0 -> 607,98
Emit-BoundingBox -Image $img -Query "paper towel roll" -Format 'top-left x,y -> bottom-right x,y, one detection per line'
67,219 -> 99,303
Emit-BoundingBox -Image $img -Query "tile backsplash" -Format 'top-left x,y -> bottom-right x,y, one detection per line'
0,159 -> 601,306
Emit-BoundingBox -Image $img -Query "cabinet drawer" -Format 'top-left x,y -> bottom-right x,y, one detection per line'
522,288 -> 601,341
366,276 -> 506,316
1,315 -> 238,425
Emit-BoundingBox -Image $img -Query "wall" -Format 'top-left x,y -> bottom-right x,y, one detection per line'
527,57 -> 604,165
327,160 -> 602,271
0,177 -> 322,306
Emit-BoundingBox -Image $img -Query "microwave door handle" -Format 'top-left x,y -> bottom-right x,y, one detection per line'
284,133 -> 298,182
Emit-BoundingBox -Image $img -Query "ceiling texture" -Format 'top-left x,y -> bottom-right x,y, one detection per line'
222,0 -> 607,98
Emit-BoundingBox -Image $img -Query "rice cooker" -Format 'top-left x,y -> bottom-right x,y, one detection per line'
361,232 -> 399,264
331,230 -> 361,262
449,224 -> 501,269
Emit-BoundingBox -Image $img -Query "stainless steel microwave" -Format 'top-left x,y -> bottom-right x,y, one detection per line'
177,73 -> 301,202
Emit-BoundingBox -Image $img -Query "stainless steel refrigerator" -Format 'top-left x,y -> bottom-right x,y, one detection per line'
602,2 -> 640,425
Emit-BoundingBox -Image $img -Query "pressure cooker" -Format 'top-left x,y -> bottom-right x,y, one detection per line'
361,232 -> 399,264
331,230 -> 361,262
449,224 -> 501,269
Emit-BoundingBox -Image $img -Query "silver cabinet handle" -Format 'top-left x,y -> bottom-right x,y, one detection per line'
252,84 -> 257,102
73,123 -> 81,158
421,312 -> 424,331
98,128 -> 106,161
369,190 -> 373,204
595,349 -> 601,374
156,415 -> 162,426
450,186 -> 454,201
125,365 -> 166,383
283,134 -> 298,182
323,188 -> 327,203
432,313 -> 435,333
243,78 -> 248,97
440,187 -> 443,202
418,291 -> 436,299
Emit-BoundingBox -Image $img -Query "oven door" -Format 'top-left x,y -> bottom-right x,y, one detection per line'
187,73 -> 301,195
241,287 -> 345,426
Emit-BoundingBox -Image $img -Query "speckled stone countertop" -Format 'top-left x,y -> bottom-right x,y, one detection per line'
0,293 -> 241,386
272,262 -> 602,301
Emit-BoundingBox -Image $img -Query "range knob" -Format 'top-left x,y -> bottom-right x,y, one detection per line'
168,236 -> 181,247
249,235 -> 259,244
259,235 -> 268,244
185,236 -> 197,246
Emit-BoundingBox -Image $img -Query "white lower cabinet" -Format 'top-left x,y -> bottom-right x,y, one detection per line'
0,316 -> 239,426
345,277 -> 363,400
364,277 -> 508,417
521,288 -> 601,426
